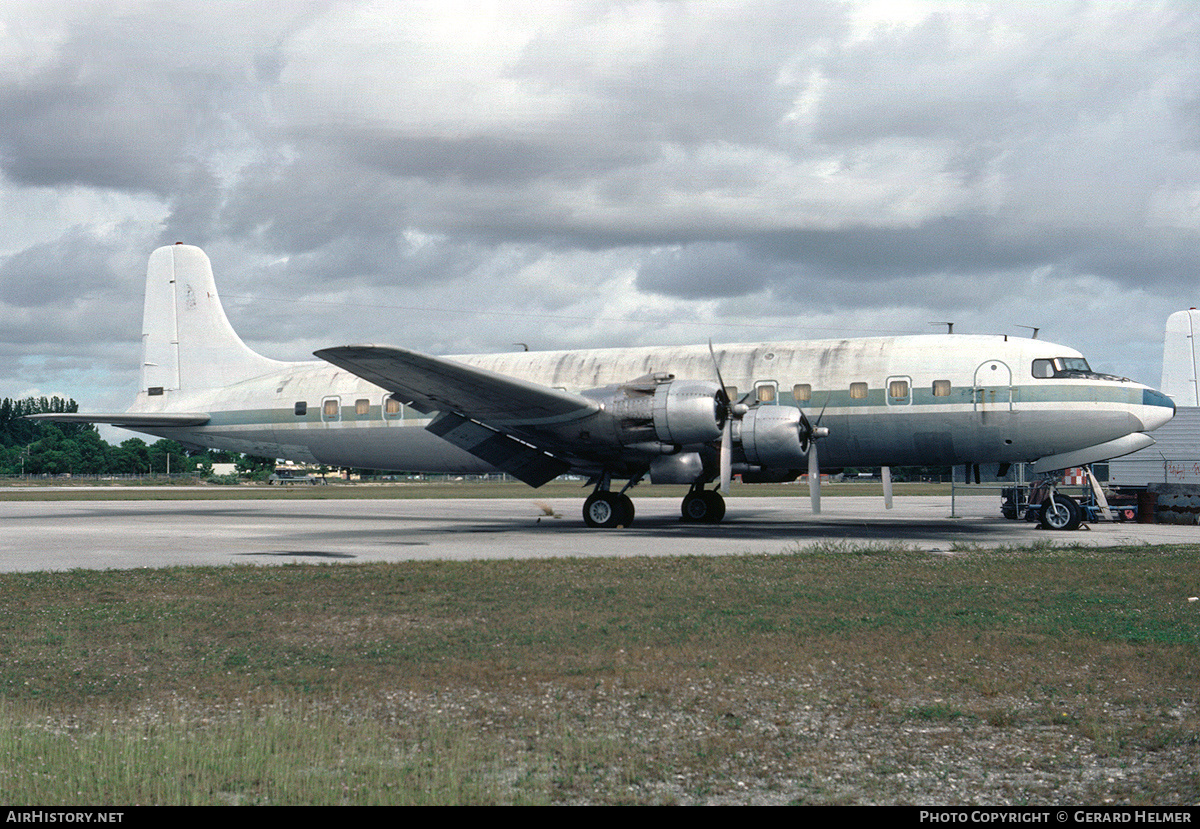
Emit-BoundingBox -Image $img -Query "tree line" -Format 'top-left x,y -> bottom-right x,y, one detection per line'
0,396 -> 245,476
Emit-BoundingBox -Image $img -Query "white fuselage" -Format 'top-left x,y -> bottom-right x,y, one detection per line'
128,334 -> 1174,477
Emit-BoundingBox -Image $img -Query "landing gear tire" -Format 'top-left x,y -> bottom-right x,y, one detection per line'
583,492 -> 634,528
1040,494 -> 1082,531
681,490 -> 726,524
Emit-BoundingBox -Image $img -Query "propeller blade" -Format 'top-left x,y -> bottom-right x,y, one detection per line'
814,391 -> 831,428
808,442 -> 821,514
709,340 -> 735,496
882,465 -> 893,509
707,341 -> 730,410
719,417 -> 732,495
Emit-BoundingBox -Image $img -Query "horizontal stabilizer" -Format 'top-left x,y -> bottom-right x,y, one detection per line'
25,412 -> 211,428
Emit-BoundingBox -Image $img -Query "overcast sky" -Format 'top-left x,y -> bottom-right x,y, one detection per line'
3,0 -> 1199,420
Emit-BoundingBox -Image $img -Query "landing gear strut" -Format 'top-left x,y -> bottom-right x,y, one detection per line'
680,485 -> 726,524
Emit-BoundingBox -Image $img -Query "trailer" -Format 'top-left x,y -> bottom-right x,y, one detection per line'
1104,406 -> 1200,488
1097,407 -> 1200,523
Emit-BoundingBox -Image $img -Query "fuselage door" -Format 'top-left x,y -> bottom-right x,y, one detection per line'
973,360 -> 1013,412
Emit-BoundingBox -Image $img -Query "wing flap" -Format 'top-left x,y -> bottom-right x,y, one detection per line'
426,412 -> 570,487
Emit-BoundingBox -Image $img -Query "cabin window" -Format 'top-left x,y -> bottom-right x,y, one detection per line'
384,397 -> 403,418
755,383 -> 777,404
793,383 -> 811,403
849,382 -> 869,400
932,380 -> 952,397
888,379 -> 909,399
294,401 -> 307,416
322,398 -> 340,421
148,387 -> 164,396
355,398 -> 370,416
723,386 -> 738,402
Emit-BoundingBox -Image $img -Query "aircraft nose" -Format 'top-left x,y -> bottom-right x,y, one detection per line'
1140,388 -> 1175,432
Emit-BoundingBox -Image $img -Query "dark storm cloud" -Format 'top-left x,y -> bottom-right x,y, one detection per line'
266,233 -> 499,294
158,162 -> 226,247
0,229 -> 130,307
217,153 -> 412,258
339,130 -> 655,185
638,217 -> 1200,309
635,219 -> 1055,301
0,227 -> 147,361
0,74 -> 188,194
637,242 -> 775,298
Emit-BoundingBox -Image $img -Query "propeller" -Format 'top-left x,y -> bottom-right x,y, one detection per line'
799,396 -> 830,514
808,438 -> 821,513
708,342 -> 740,495
708,342 -> 831,510
719,417 -> 732,494
882,466 -> 893,509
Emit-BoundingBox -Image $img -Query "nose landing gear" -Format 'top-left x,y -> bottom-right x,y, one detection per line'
1039,492 -> 1083,531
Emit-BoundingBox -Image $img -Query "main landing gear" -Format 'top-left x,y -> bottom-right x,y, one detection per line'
582,490 -> 635,528
580,479 -> 727,527
680,485 -> 726,524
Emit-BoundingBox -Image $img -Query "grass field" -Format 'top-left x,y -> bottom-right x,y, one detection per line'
0,541 -> 1196,805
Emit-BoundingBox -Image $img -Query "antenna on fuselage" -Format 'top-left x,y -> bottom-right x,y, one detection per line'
1015,325 -> 1040,339
930,322 -> 954,334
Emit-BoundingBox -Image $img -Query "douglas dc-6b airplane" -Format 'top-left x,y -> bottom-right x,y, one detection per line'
33,244 -> 1175,529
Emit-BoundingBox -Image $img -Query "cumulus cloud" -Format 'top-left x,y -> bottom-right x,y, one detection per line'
1,0 -> 1198,411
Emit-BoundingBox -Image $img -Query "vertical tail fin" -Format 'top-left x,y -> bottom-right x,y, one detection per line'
141,244 -> 283,396
1162,309 -> 1200,408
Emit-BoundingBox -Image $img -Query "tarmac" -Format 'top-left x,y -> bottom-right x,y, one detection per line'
1,493 -> 1195,572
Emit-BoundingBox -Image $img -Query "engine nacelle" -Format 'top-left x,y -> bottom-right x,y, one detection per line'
602,377 -> 725,448
648,452 -> 705,484
737,406 -> 808,467
653,380 -> 725,444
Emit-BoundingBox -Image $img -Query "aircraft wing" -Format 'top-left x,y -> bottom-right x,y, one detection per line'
314,345 -> 600,426
315,345 -> 603,486
24,412 -> 211,427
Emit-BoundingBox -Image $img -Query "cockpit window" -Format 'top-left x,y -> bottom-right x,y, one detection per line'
1032,357 -> 1097,379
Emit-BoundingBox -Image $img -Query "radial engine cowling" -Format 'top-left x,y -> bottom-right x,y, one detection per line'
606,378 -> 725,447
738,406 -> 808,467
